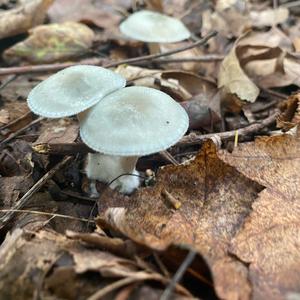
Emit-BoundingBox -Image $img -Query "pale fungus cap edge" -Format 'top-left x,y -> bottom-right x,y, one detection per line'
27,65 -> 126,118
79,86 -> 189,156
120,10 -> 191,43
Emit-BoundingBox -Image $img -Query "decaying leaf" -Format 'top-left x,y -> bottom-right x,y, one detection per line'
48,0 -> 131,29
34,119 -> 79,145
98,140 -> 263,300
0,229 -> 67,299
0,0 -> 53,40
238,27 -> 293,51
277,93 -> 300,131
219,134 -> 300,299
3,22 -> 94,64
250,7 -> 289,27
0,140 -> 34,176
218,43 -> 260,111
0,109 -> 9,125
0,176 -> 34,207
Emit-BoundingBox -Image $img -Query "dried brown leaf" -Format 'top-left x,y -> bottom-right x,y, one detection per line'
250,7 -> 289,27
0,0 -> 53,39
218,43 -> 260,110
34,119 -> 79,145
0,229 -> 67,299
3,22 -> 94,64
277,93 -> 300,131
0,109 -> 9,125
98,140 -> 263,300
219,135 -> 300,299
48,0 -> 130,29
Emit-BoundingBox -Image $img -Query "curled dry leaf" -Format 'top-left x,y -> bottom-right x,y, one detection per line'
0,0 -> 53,40
218,43 -> 260,112
277,93 -> 300,131
250,7 -> 289,27
0,109 -> 9,125
3,22 -> 94,64
98,140 -> 263,300
238,27 -> 293,51
219,135 -> 300,299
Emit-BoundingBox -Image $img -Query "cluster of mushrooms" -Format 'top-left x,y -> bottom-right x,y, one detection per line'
27,10 -> 191,195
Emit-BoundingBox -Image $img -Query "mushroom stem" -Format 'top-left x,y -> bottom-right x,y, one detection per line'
85,153 -> 140,194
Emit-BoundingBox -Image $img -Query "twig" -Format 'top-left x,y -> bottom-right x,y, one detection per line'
160,150 -> 179,166
153,252 -> 170,278
178,110 -> 280,146
32,142 -> 93,155
0,156 -> 72,229
0,209 -> 93,223
0,117 -> 43,149
104,31 -> 218,68
0,75 -> 17,91
0,31 -> 218,76
160,250 -> 197,300
152,55 -> 224,64
281,0 -> 300,8
161,189 -> 182,209
87,276 -> 151,300
0,111 -> 32,131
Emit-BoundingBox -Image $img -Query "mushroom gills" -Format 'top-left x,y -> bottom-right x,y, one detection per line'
85,153 -> 140,195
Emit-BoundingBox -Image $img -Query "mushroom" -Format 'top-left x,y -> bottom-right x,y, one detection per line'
119,10 -> 191,53
27,65 -> 126,119
80,86 -> 189,194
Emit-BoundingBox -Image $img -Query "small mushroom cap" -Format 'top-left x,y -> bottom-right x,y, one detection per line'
80,86 -> 189,156
27,65 -> 126,118
120,10 -> 191,43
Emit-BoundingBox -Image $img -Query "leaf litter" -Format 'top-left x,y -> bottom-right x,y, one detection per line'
0,0 -> 300,299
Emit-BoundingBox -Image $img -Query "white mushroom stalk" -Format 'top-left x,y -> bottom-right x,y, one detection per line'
86,153 -> 139,194
80,86 -> 189,194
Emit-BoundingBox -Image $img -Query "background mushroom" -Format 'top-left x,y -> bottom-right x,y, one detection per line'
80,86 -> 189,194
27,65 -> 126,118
119,10 -> 191,53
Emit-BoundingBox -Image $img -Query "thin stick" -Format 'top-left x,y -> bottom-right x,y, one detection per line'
104,31 -> 218,68
160,150 -> 179,166
281,0 -> 300,8
160,250 -> 197,300
0,31 -> 218,76
0,111 -> 32,131
0,117 -> 43,149
0,209 -> 93,223
32,142 -> 93,155
152,55 -> 224,64
178,110 -> 279,146
0,75 -> 17,91
87,277 -> 148,300
0,156 -> 72,229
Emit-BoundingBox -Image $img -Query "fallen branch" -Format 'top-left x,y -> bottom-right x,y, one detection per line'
0,31 -> 217,76
178,110 -> 280,146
